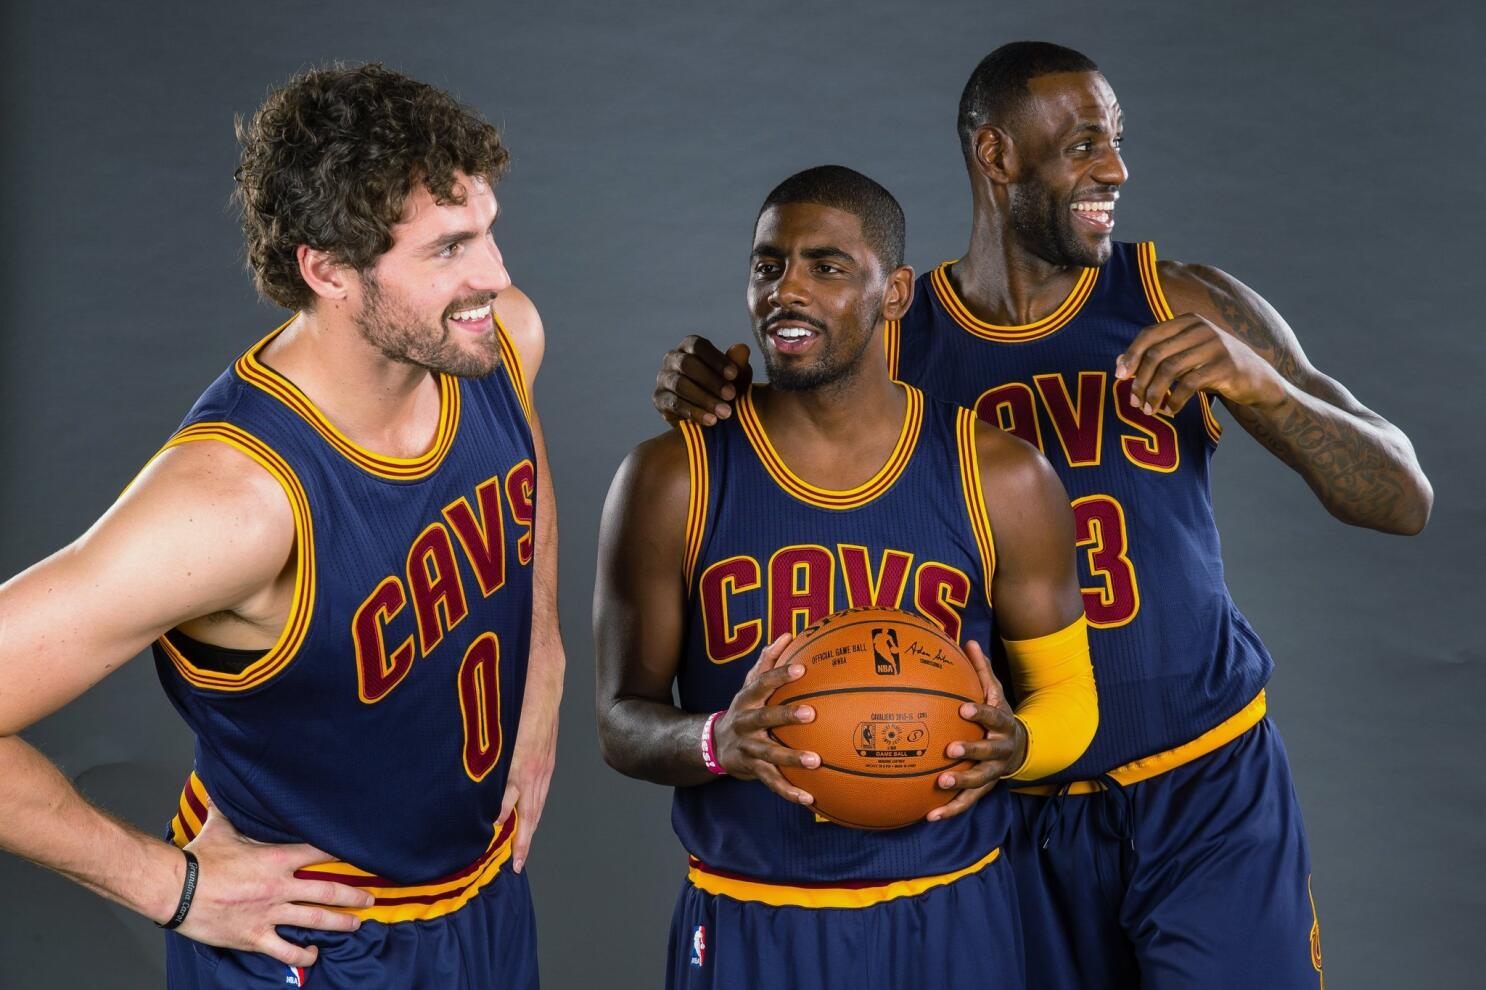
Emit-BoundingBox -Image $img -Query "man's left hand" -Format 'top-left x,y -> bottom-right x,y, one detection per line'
925,640 -> 1026,823
1117,312 -> 1287,416
497,638 -> 564,874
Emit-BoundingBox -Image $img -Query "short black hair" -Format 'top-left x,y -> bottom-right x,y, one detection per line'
957,42 -> 1100,158
757,165 -> 906,271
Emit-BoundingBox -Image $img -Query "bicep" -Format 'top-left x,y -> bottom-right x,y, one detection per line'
593,441 -> 691,711
979,433 -> 1083,640
0,444 -> 293,733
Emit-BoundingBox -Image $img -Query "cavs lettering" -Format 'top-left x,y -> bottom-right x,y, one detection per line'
891,241 -> 1276,783
697,545 -> 971,663
668,388 -> 1011,884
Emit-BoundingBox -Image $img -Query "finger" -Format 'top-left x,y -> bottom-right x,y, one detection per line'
925,782 -> 993,823
732,702 -> 815,733
679,335 -> 735,375
278,842 -> 347,871
672,361 -> 737,413
737,662 -> 807,705
961,640 -> 1003,709
1140,338 -> 1226,414
513,804 -> 539,874
722,342 -> 753,384
279,903 -> 363,933
742,635 -> 789,686
289,877 -> 376,910
957,701 -> 1019,734
1115,318 -> 1189,379
1160,366 -> 1223,417
753,763 -> 815,805
653,388 -> 715,427
259,933 -> 318,969
946,735 -> 1020,765
739,737 -> 820,769
1128,325 -> 1209,407
758,632 -> 795,669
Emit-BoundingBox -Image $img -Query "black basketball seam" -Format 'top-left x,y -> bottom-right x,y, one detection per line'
772,685 -> 979,705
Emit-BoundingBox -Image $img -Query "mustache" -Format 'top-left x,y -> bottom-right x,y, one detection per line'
761,309 -> 827,333
443,293 -> 498,318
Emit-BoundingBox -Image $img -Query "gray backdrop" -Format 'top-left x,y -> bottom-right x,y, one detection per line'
2,1 -> 1481,986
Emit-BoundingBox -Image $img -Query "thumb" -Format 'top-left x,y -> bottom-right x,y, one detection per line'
724,343 -> 752,380
197,797 -> 239,839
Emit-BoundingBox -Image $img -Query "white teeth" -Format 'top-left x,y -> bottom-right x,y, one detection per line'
1072,201 -> 1115,212
775,327 -> 812,340
450,303 -> 492,322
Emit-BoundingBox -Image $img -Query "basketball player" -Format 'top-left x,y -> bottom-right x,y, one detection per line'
650,43 -> 1432,989
596,166 -> 1098,988
0,64 -> 564,987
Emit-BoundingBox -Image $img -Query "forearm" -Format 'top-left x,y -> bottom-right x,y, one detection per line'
598,698 -> 714,788
1004,616 -> 1098,782
0,734 -> 183,923
1222,385 -> 1432,534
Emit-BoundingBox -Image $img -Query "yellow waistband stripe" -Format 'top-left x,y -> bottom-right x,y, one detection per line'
1004,615 -> 1098,782
1012,689 -> 1268,795
686,846 -> 1001,909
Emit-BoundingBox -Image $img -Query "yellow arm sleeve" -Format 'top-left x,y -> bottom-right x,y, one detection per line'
1002,615 -> 1098,782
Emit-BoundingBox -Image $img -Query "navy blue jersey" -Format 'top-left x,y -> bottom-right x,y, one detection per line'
153,319 -> 536,885
889,241 -> 1271,782
673,385 -> 1004,883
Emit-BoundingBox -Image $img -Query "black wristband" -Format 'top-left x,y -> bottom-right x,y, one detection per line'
157,849 -> 199,931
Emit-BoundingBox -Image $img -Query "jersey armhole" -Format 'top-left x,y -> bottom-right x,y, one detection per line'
955,408 -> 997,607
679,421 -> 710,591
148,422 -> 316,694
1137,242 -> 1222,446
492,311 -> 536,422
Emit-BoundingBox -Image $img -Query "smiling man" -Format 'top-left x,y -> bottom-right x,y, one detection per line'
652,42 -> 1432,989
597,166 -> 1097,988
0,64 -> 564,988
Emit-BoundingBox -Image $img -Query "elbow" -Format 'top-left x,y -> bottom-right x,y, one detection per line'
1397,477 -> 1435,535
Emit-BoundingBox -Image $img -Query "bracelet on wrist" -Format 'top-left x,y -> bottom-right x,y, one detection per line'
700,710 -> 727,775
157,848 -> 200,931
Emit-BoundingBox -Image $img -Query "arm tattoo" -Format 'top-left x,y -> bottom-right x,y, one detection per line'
1203,282 -> 1420,532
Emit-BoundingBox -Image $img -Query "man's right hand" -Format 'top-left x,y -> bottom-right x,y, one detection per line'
174,801 -> 374,968
711,635 -> 820,805
653,337 -> 753,426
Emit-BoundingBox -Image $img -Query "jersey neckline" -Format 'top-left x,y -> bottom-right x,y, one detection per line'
929,260 -> 1098,343
735,384 -> 924,510
234,318 -> 461,481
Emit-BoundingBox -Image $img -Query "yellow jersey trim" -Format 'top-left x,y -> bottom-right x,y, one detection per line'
235,319 -> 461,481
686,846 -> 1001,909
679,420 -> 709,587
955,408 -> 996,607
152,423 -> 315,692
492,311 -> 535,422
170,772 -> 516,924
930,261 -> 1098,343
883,318 -> 901,380
1012,689 -> 1267,795
1138,241 -> 1222,444
735,385 -> 923,511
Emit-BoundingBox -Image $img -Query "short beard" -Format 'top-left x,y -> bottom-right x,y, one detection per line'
355,272 -> 502,379
758,307 -> 880,393
1009,181 -> 1110,269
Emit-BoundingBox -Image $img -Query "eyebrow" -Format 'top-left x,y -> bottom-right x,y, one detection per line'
421,202 -> 501,252
751,243 -> 857,263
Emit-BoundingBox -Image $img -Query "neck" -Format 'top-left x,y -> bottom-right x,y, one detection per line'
260,306 -> 441,456
951,190 -> 1085,325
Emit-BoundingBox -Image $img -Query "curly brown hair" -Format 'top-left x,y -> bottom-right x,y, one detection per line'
234,63 -> 510,311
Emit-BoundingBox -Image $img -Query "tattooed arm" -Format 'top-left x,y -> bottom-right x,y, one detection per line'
1117,261 -> 1432,535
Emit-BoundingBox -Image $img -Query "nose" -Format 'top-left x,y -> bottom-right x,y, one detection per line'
1093,142 -> 1128,187
472,236 -> 512,295
768,260 -> 811,310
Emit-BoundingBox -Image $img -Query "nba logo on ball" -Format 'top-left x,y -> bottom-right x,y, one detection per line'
872,628 -> 900,675
691,925 -> 706,967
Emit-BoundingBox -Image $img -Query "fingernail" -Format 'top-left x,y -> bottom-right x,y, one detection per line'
721,386 -> 735,401
716,406 -> 731,420
960,703 -> 977,718
803,753 -> 820,768
947,743 -> 964,758
703,414 -> 716,426
1143,402 -> 1153,415
1129,391 -> 1140,407
789,664 -> 804,678
939,774 -> 955,788
795,705 -> 814,721
1115,358 -> 1127,377
724,366 -> 737,380
514,857 -> 525,873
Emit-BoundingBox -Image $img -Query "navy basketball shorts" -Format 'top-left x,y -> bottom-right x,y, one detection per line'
666,847 -> 1023,989
1007,716 -> 1324,990
163,864 -> 538,989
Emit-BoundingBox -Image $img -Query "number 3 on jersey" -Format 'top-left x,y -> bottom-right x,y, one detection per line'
1070,494 -> 1140,628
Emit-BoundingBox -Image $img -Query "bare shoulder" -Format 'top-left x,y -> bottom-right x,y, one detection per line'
1155,257 -> 1314,381
611,429 -> 693,517
972,418 -> 1066,508
493,285 -> 544,385
1155,258 -> 1261,324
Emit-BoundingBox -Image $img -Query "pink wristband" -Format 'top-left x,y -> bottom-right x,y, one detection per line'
700,710 -> 727,775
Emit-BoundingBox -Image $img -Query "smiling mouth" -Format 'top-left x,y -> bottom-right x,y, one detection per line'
1071,200 -> 1116,230
766,321 -> 821,355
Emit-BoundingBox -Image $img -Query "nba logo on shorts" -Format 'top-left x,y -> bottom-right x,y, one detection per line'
284,965 -> 306,986
690,925 -> 706,967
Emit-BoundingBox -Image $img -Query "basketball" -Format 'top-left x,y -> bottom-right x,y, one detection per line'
766,607 -> 985,829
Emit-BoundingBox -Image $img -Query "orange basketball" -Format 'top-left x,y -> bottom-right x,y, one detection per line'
767,607 -> 985,829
